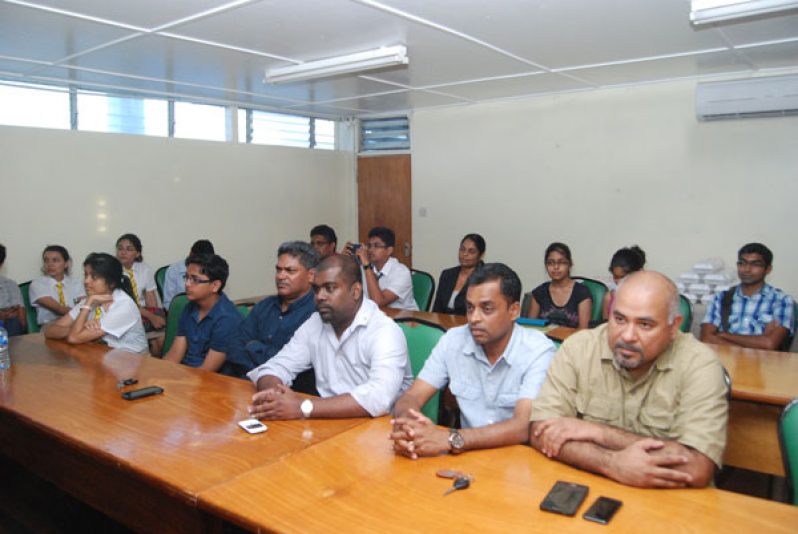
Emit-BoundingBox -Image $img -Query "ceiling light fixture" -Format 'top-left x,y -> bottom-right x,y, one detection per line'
690,0 -> 798,24
264,45 -> 408,84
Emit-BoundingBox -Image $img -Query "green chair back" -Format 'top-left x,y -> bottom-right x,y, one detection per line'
521,291 -> 534,318
162,293 -> 188,354
18,281 -> 40,334
778,397 -> 798,505
155,264 -> 169,304
410,269 -> 436,311
572,277 -> 608,323
396,319 -> 445,423
679,294 -> 693,333
236,304 -> 252,318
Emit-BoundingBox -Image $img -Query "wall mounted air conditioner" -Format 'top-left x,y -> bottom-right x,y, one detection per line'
696,74 -> 798,121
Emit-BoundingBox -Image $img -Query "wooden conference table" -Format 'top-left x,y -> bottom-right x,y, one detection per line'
2,334 -> 797,532
199,417 -> 798,533
0,334 -> 369,532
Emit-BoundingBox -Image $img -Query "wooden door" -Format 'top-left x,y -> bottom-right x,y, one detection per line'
357,154 -> 412,268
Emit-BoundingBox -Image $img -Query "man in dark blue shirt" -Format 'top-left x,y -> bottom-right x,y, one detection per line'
224,241 -> 319,393
163,254 -> 241,371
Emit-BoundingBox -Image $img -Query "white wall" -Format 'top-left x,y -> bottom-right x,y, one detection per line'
0,126 -> 356,300
411,80 -> 798,300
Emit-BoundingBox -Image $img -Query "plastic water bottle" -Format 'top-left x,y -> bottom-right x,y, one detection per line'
0,320 -> 9,370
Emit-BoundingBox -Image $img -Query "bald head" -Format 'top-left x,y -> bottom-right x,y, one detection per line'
317,254 -> 361,287
616,271 -> 681,324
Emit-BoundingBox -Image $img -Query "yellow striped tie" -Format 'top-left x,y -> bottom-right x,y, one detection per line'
125,267 -> 141,306
94,306 -> 102,320
56,282 -> 65,306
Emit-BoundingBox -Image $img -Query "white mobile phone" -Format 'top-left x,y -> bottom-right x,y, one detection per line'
238,419 -> 268,434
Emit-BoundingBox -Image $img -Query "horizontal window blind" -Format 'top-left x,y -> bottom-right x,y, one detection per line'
361,116 -> 409,151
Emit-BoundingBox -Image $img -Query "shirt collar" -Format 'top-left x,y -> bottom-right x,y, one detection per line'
375,257 -> 397,277
736,283 -> 773,298
191,292 -> 230,321
461,323 -> 520,367
279,289 -> 314,314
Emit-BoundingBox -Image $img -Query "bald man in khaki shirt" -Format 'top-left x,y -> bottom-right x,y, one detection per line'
529,271 -> 728,489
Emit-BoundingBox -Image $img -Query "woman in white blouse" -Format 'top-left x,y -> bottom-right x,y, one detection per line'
44,253 -> 147,353
29,245 -> 85,327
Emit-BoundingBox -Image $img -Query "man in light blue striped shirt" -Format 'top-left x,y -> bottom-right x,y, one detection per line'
701,243 -> 795,351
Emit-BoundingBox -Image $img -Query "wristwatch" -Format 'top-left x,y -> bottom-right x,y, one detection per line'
363,263 -> 373,270
448,428 -> 465,454
300,399 -> 314,419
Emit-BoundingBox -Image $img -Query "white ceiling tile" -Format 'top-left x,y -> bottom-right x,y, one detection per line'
566,50 -> 752,86
738,41 -> 798,69
326,90 -> 466,113
427,73 -> 591,101
283,103 -> 368,117
0,3 -> 136,63
21,0 -> 238,29
375,0 -> 730,68
716,13 -> 798,46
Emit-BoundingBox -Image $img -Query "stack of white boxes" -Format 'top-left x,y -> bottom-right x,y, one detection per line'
677,259 -> 734,304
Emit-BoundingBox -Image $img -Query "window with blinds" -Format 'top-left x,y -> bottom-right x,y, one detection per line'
0,83 -> 70,130
77,91 -> 168,136
238,109 -> 336,150
360,116 -> 410,152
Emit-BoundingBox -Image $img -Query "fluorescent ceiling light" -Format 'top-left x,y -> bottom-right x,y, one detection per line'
690,0 -> 798,24
265,45 -> 408,84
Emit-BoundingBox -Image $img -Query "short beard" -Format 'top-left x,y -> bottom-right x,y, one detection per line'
613,341 -> 644,370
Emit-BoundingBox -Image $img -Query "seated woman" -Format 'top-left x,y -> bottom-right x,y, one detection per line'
527,242 -> 591,329
29,245 -> 86,328
115,234 -> 166,350
45,253 -> 148,353
432,233 -> 486,315
601,245 -> 646,320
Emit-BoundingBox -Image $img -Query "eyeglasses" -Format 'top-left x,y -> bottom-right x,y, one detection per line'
737,260 -> 765,269
182,274 -> 212,285
366,243 -> 388,250
545,260 -> 570,267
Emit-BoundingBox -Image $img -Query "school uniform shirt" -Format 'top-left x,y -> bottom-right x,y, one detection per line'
29,275 -> 86,325
363,257 -> 419,311
122,262 -> 157,306
247,298 -> 413,417
69,289 -> 148,353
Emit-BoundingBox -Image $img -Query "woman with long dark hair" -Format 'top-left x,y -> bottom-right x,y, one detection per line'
432,234 -> 486,315
45,253 -> 147,353
527,242 -> 592,329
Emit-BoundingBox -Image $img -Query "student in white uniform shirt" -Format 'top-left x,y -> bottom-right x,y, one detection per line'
45,253 -> 148,353
345,226 -> 419,311
116,234 -> 166,354
247,254 -> 413,420
29,245 -> 86,327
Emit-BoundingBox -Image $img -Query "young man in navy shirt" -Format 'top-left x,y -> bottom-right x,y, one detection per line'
163,254 -> 241,371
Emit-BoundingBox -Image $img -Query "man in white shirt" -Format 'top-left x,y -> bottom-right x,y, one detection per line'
247,255 -> 413,420
346,226 -> 418,311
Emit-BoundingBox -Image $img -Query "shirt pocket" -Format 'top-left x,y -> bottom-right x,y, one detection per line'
639,405 -> 676,438
576,397 -> 619,424
449,380 -> 481,401
496,393 -> 518,409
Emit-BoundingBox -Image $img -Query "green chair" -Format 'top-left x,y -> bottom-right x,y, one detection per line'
521,291 -> 534,318
155,264 -> 169,304
778,397 -> 798,505
162,293 -> 188,354
395,318 -> 445,423
572,276 -> 609,324
18,281 -> 40,334
236,304 -> 252,318
679,294 -> 693,333
410,269 -> 436,311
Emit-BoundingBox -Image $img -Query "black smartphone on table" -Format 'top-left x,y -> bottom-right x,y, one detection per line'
583,496 -> 622,525
539,481 -> 589,516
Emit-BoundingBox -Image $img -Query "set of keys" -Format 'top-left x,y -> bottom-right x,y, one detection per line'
436,469 -> 474,496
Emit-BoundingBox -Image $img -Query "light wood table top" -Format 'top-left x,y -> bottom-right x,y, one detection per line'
712,343 -> 798,406
0,334 -> 370,531
199,417 -> 798,533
